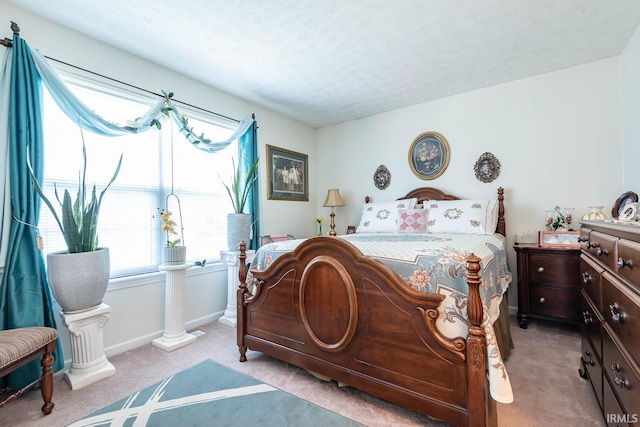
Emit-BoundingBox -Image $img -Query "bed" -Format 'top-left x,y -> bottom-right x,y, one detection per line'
236,187 -> 513,427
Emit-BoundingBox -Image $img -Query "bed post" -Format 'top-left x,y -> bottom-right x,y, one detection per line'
237,241 -> 248,362
465,253 -> 491,427
496,187 -> 505,236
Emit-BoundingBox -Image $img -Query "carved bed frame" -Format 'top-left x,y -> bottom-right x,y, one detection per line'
237,187 -> 506,427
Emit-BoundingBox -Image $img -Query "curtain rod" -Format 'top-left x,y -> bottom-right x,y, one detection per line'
2,21 -> 242,123
44,56 -> 241,123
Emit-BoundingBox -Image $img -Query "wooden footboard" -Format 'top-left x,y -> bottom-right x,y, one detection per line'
237,237 -> 492,427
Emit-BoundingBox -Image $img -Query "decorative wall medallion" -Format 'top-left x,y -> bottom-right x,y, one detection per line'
373,165 -> 391,190
473,152 -> 501,183
408,132 -> 450,180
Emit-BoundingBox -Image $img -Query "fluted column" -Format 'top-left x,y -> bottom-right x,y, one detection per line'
60,303 -> 115,390
219,250 -> 255,327
152,263 -> 196,351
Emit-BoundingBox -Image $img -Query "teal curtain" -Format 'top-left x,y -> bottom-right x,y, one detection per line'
0,35 -> 64,388
239,121 -> 260,250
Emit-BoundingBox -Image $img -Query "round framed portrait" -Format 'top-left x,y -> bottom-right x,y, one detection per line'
408,132 -> 450,180
611,191 -> 639,219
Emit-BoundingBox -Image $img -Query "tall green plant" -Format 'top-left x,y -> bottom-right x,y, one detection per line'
220,157 -> 259,213
31,138 -> 122,253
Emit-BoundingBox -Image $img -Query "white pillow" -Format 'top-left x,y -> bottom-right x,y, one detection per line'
425,200 -> 498,235
356,198 -> 417,233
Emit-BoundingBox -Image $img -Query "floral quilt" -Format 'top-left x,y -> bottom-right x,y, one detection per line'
249,232 -> 514,404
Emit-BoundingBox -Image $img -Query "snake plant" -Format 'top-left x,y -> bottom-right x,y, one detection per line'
31,141 -> 122,253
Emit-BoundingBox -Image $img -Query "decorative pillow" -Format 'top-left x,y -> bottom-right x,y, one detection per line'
355,198 -> 417,233
425,200 -> 498,235
396,209 -> 428,234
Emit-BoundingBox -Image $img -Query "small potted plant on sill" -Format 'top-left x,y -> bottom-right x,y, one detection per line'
30,137 -> 123,313
221,157 -> 259,251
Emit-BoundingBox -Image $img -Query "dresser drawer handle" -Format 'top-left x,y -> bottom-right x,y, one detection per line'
588,242 -> 600,249
596,247 -> 608,256
582,311 -> 593,325
617,257 -> 634,269
582,351 -> 594,366
609,302 -> 628,324
537,267 -> 544,273
581,272 -> 592,285
611,363 -> 630,389
539,297 -> 545,304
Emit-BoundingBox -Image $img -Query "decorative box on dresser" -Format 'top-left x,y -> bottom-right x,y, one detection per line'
514,243 -> 581,329
578,221 -> 640,427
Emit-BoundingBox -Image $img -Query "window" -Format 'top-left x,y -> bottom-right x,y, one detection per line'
39,77 -> 238,278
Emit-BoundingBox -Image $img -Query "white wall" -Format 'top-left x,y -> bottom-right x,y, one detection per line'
621,25 -> 640,192
2,1 -> 318,363
315,58 -> 625,310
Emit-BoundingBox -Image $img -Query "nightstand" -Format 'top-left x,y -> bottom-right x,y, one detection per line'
514,243 -> 581,328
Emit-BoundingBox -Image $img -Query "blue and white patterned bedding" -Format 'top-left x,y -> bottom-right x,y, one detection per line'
249,232 -> 514,403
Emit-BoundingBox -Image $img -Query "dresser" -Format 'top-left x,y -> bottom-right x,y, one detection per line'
514,243 -> 581,329
578,221 -> 640,426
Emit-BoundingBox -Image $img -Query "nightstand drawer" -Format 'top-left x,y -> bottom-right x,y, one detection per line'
603,272 -> 640,365
528,254 -> 580,287
581,253 -> 603,312
530,284 -> 581,322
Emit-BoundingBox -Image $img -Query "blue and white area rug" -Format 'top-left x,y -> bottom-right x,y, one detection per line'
68,359 -> 362,426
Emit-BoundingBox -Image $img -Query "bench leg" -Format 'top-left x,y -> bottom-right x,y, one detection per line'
40,350 -> 54,415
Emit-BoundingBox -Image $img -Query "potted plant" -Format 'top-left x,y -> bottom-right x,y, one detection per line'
220,157 -> 259,250
31,139 -> 122,313
159,201 -> 187,265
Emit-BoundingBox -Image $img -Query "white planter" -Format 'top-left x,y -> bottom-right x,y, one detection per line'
47,248 -> 110,313
163,245 -> 187,265
227,213 -> 251,250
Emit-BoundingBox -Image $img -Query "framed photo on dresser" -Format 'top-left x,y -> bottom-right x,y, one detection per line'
539,231 -> 580,248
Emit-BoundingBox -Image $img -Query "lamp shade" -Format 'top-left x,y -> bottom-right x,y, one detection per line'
323,189 -> 345,207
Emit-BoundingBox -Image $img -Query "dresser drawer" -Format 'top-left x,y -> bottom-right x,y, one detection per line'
530,284 -> 581,322
603,272 -> 640,365
581,253 -> 603,312
588,231 -> 618,272
617,238 -> 640,289
581,332 -> 603,410
528,253 -> 580,287
603,376 -> 632,427
603,325 -> 640,425
582,290 -> 602,361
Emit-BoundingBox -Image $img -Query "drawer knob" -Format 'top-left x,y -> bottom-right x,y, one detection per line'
577,237 -> 587,243
596,247 -> 608,256
611,363 -> 630,389
581,272 -> 592,284
539,297 -> 545,304
582,311 -> 593,325
617,257 -> 634,269
588,242 -> 600,249
609,302 -> 628,324
582,351 -> 594,366
537,267 -> 544,273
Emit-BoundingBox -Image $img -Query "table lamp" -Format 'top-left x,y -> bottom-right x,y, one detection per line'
323,189 -> 345,236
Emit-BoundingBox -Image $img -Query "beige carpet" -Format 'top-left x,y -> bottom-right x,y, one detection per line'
1,315 -> 604,427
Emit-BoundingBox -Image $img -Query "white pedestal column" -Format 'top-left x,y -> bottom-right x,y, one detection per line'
219,250 -> 255,327
60,303 -> 116,390
152,263 -> 197,352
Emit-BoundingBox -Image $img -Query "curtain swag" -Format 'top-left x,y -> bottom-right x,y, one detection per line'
22,39 -> 254,152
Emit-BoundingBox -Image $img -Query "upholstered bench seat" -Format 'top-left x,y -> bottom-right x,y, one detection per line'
0,327 -> 58,415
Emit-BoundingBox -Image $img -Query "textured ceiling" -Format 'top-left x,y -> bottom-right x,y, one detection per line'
8,0 -> 640,128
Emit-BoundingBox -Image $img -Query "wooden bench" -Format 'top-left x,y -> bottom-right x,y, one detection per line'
0,327 -> 58,415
